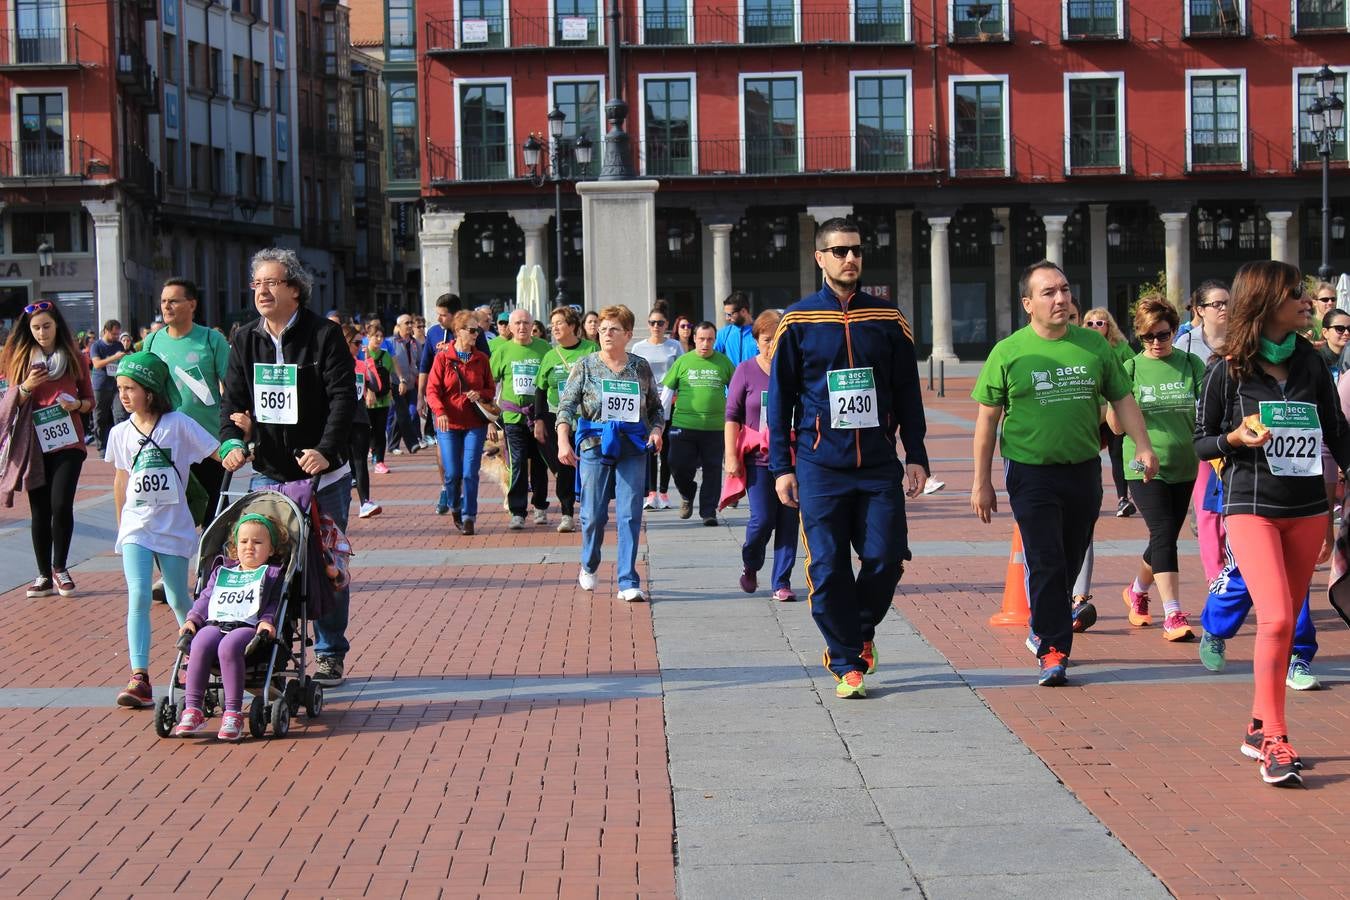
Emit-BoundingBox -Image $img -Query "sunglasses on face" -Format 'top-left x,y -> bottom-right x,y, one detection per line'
464,326 -> 481,334
1327,324 -> 1350,335
1289,285 -> 1305,300
1084,320 -> 1108,327
1139,330 -> 1174,343
24,301 -> 53,314
648,319 -> 667,326
822,245 -> 864,259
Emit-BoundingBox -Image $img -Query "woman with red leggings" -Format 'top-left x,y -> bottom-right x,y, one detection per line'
1194,260 -> 1350,786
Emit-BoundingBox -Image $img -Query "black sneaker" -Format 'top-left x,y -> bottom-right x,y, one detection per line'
313,657 -> 345,687
26,577 -> 54,598
1240,723 -> 1264,761
1071,596 -> 1098,633
703,516 -> 718,527
1259,736 -> 1304,786
1115,498 -> 1136,518
678,499 -> 693,520
452,510 -> 464,533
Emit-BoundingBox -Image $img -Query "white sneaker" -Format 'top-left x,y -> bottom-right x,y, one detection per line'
578,568 -> 596,591
557,515 -> 575,533
618,587 -> 646,602
509,515 -> 525,530
358,501 -> 383,518
643,493 -> 656,510
923,477 -> 946,495
657,493 -> 671,509
532,508 -> 548,525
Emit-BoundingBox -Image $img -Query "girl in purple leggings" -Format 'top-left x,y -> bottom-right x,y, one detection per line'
171,513 -> 287,741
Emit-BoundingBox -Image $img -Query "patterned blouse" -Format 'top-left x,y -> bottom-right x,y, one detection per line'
557,352 -> 664,451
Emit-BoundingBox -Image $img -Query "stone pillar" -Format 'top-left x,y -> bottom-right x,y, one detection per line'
1160,211 -> 1190,310
1089,203 -> 1109,310
1267,210 -> 1294,265
576,179 -> 659,332
420,210 -> 465,322
1042,214 -> 1068,267
894,209 -> 914,324
992,206 -> 1012,338
802,205 -> 852,299
510,209 -> 552,275
707,222 -> 734,313
82,199 -> 127,327
928,216 -> 958,362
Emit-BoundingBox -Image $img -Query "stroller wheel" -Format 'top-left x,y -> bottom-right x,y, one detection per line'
284,678 -> 303,711
248,696 -> 267,739
306,682 -> 324,718
270,697 -> 291,739
154,696 -> 176,738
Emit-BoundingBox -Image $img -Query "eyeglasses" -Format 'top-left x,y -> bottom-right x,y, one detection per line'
648,319 -> 667,326
23,301 -> 53,314
1083,320 -> 1108,327
1327,324 -> 1350,335
463,326 -> 481,334
1200,300 -> 1228,310
1139,330 -> 1174,343
823,245 -> 864,259
250,279 -> 288,290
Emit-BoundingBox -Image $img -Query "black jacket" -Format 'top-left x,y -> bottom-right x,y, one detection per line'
220,307 -> 355,484
1194,340 -> 1350,518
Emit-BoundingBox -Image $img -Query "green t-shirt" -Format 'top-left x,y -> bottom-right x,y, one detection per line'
1113,340 -> 1134,367
490,338 -> 550,423
663,350 -> 734,431
1122,351 -> 1206,483
536,339 -> 599,412
144,324 -> 231,438
365,347 -> 395,410
972,324 -> 1132,465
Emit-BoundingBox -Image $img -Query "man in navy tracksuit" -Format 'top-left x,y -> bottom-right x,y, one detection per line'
767,217 -> 930,699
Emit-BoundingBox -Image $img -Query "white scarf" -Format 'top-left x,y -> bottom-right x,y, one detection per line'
29,346 -> 68,380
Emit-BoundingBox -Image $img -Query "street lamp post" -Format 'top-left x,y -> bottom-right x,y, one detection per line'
1310,64 -> 1346,280
522,107 -> 593,307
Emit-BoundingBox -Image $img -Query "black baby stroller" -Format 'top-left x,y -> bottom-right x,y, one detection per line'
154,475 -> 328,739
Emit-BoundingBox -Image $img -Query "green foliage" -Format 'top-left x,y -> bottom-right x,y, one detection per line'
1127,269 -> 1170,324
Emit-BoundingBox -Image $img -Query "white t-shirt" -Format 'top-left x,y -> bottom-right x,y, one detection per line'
106,411 -> 220,558
1174,328 -> 1215,366
631,338 -> 683,420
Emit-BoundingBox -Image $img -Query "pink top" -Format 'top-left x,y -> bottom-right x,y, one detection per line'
25,353 -> 95,455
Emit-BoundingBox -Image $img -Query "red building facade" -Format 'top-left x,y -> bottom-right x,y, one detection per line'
417,0 -> 1348,356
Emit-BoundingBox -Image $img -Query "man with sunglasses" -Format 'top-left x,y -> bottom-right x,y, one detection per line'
714,291 -> 758,366
767,217 -> 930,700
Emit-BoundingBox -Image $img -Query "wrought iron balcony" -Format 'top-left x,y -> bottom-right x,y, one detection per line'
121,142 -> 162,200
1185,130 -> 1250,172
1295,0 -> 1347,30
0,138 -> 90,180
0,26 -> 88,68
1186,0 -> 1245,36
117,41 -> 159,109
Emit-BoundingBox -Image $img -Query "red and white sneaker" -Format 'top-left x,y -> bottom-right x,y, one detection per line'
1123,584 -> 1151,626
115,673 -> 154,708
171,707 -> 210,737
217,711 -> 245,742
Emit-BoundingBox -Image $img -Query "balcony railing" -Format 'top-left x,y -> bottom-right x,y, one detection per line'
1295,0 -> 1347,30
121,142 -> 162,199
952,1 -> 1007,40
0,138 -> 89,179
1066,132 -> 1122,170
1187,0 -> 1244,35
0,26 -> 87,67
1185,130 -> 1248,171
1065,0 -> 1121,37
117,41 -> 159,108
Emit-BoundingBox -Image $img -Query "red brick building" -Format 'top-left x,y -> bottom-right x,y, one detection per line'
415,0 -> 1347,357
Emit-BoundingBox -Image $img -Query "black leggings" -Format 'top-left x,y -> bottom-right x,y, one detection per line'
1107,432 -> 1128,503
368,405 -> 390,463
29,448 -> 85,578
646,420 -> 672,494
349,424 -> 371,504
1128,478 -> 1195,574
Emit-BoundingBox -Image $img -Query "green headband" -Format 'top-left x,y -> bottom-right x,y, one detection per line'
233,513 -> 279,546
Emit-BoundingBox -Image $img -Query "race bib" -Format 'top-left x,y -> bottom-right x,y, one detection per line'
355,372 -> 366,400
129,446 -> 179,507
759,390 -> 768,433
253,363 -> 298,424
827,367 -> 879,430
207,565 -> 266,624
511,360 -> 540,397
175,365 -> 215,406
33,404 -> 79,453
1260,401 -> 1323,478
601,379 -> 640,423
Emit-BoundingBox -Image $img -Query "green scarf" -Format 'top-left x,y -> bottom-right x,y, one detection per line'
1258,332 -> 1297,365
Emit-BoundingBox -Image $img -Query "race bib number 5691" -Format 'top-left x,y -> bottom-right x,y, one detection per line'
253,363 -> 298,425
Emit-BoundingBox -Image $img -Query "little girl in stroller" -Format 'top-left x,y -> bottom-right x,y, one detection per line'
170,512 -> 288,740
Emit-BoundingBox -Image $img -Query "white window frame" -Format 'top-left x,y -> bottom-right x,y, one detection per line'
6,0 -> 70,65
637,72 -> 699,176
1183,0 -> 1246,36
1060,0 -> 1124,38
848,0 -> 911,42
738,70 -> 804,174
1291,65 -> 1349,164
1292,0 -> 1350,33
454,0 -> 512,49
849,69 -> 913,172
948,0 -> 1009,38
10,85 -> 71,176
547,74 -> 607,148
739,0 -> 801,43
1062,71 -> 1126,174
548,0 -> 606,48
946,74 -> 1010,176
452,76 -> 515,180
635,0 -> 695,45
1184,67 -> 1247,171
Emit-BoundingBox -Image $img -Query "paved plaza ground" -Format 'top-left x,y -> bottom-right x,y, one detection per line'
3,375 -> 1350,898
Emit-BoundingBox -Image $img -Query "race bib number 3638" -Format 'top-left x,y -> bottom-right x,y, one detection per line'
254,363 -> 298,425
33,404 -> 79,453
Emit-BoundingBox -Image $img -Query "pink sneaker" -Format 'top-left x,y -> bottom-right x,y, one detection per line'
217,711 -> 245,742
772,588 -> 797,602
171,707 -> 210,737
373,462 -> 391,475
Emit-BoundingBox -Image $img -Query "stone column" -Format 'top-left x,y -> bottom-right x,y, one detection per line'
1160,211 -> 1190,310
928,216 -> 958,362
1089,203 -> 1109,310
510,209 -> 552,275
707,222 -> 734,313
802,205 -> 852,299
1042,214 -> 1068,267
894,209 -> 914,324
576,179 -> 660,332
992,206 -> 1013,338
82,199 -> 127,327
1267,210 -> 1294,265
420,210 -> 465,322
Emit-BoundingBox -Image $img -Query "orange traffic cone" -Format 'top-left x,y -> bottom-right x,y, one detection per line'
988,524 -> 1030,627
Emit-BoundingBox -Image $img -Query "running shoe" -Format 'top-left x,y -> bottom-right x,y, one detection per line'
391,447 -> 403,455
1259,736 -> 1303,786
578,568 -> 596,591
1115,498 -> 1136,518
1198,630 -> 1227,672
703,516 -> 718,527
373,462 -> 391,475
861,641 -> 879,675
738,568 -> 758,594
1240,722 -> 1264,761
657,493 -> 671,509
116,673 -> 154,708
772,588 -> 797,602
509,515 -> 525,531
922,477 -> 945,495
618,587 -> 646,602
678,499 -> 693,519
1287,657 -> 1321,691
26,576 -> 53,598
53,570 -> 75,597
358,501 -> 383,519
835,670 -> 866,699
1025,631 -> 1041,655
452,510 -> 463,532
217,711 -> 245,742
313,656 -> 345,687
1037,648 -> 1068,687
643,493 -> 656,510
436,488 -> 449,516
557,515 -> 575,533
532,509 -> 548,526
1122,584 -> 1151,626
1071,595 -> 1097,633
462,517 -> 475,536
171,706 -> 210,737
1162,611 -> 1195,642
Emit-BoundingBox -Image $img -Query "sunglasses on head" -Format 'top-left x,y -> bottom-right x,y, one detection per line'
24,301 -> 53,315
823,245 -> 864,259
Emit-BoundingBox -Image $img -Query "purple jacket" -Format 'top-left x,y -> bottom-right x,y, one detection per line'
0,385 -> 46,507
188,560 -> 284,628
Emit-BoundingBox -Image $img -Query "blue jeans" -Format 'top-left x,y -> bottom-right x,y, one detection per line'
743,463 -> 798,590
252,473 -> 353,660
579,442 -> 647,590
436,426 -> 487,519
122,542 -> 192,671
